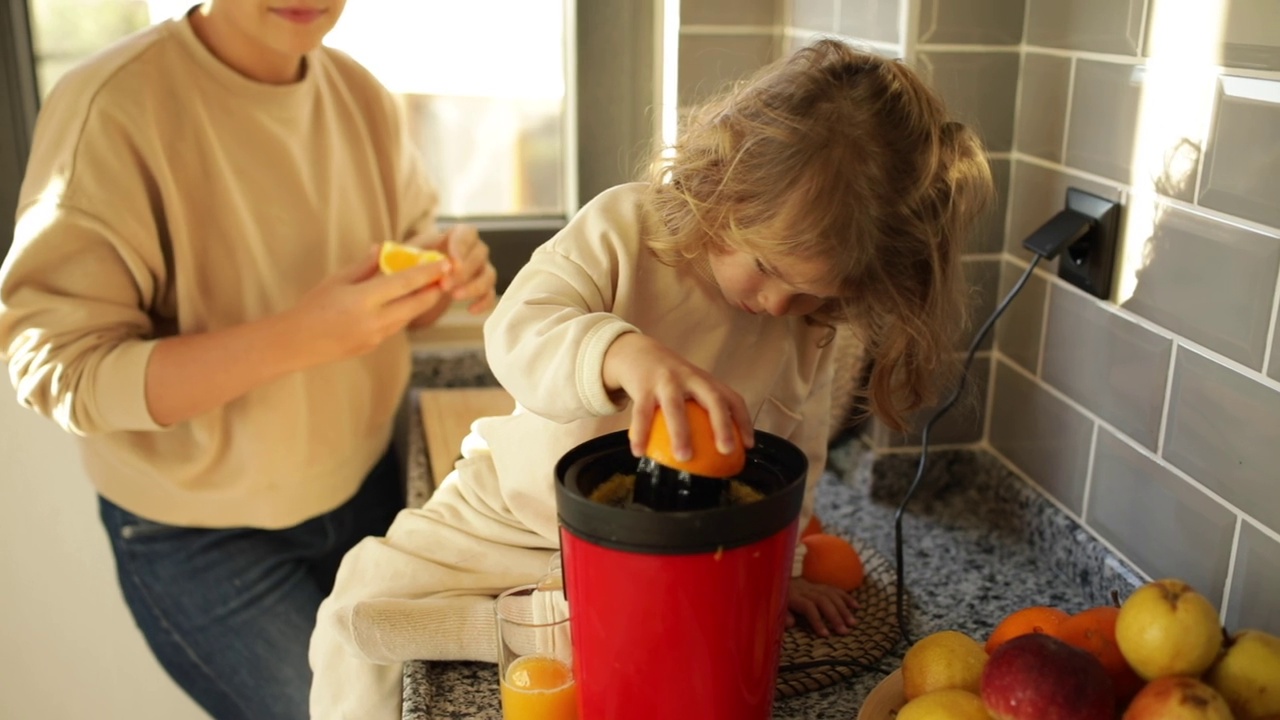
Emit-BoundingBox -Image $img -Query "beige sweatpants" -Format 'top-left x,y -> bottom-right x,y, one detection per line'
308,443 -> 559,720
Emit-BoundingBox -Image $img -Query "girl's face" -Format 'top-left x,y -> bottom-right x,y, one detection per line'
193,0 -> 347,83
708,247 -> 839,318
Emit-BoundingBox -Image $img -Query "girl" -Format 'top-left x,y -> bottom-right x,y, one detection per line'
309,38 -> 993,718
0,1 -> 496,718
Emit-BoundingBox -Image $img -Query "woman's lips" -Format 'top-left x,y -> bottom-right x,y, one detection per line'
270,7 -> 327,23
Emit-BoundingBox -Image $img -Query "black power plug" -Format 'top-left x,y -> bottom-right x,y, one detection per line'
1022,188 -> 1121,300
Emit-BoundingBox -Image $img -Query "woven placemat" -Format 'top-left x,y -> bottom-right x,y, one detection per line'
775,535 -> 903,698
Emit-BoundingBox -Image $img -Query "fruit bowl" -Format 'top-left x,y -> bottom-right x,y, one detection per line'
855,669 -> 904,720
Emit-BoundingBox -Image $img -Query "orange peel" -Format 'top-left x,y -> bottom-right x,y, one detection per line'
644,399 -> 745,478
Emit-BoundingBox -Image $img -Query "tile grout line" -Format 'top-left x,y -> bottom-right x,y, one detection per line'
1035,281 -> 1053,378
831,0 -> 840,37
1218,516 -> 1242,624
901,0 -> 919,62
1262,262 -> 1280,374
982,352 -> 999,444
1004,253 -> 1280,393
681,24 -> 778,36
1017,153 -> 1280,237
1020,46 -> 1280,82
1191,78 -> 1211,204
1080,423 -> 1099,525
1243,513 -> 1280,547
986,442 -> 1153,585
1135,0 -> 1150,60
996,349 -> 1268,526
1155,341 -> 1178,458
914,43 -> 1020,53
1060,57 -> 1077,163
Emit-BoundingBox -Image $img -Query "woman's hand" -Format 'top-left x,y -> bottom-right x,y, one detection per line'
786,577 -> 860,637
601,332 -> 754,459
427,225 -> 498,316
280,245 -> 448,367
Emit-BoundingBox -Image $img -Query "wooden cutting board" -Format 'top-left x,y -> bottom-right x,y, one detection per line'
418,387 -> 515,488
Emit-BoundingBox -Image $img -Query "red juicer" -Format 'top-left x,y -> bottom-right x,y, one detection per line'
554,429 -> 808,719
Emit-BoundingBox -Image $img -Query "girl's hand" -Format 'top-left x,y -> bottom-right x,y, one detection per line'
280,246 -> 447,367
435,225 -> 498,314
786,577 -> 860,637
601,332 -> 753,459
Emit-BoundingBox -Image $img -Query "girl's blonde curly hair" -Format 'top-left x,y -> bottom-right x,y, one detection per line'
643,39 -> 995,432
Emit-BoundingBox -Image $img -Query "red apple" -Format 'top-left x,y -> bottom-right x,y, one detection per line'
1122,676 -> 1233,720
980,633 -> 1115,720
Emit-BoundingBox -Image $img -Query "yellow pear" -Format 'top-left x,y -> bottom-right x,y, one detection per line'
1205,629 -> 1280,720
1115,579 -> 1223,680
898,688 -> 991,720
901,630 -> 988,701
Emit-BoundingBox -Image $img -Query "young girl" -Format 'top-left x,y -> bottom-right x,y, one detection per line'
309,38 -> 993,718
0,1 -> 494,718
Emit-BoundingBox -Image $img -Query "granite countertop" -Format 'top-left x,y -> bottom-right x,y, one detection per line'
398,351 -> 1144,719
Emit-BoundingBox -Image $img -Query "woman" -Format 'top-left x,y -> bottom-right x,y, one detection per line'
0,1 -> 496,718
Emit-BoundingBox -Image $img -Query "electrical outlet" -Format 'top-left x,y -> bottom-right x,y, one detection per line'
1057,188 -> 1121,300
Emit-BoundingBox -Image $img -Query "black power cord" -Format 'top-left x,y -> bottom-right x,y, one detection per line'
778,199 -> 1101,679
891,254 -> 1042,648
775,258 -> 1041,680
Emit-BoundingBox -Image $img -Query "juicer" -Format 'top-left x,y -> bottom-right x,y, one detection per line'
554,429 -> 808,719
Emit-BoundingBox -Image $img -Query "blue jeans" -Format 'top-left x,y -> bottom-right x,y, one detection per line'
98,448 -> 404,720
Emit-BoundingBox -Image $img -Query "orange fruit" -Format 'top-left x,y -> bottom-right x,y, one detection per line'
378,240 -> 447,275
984,605 -> 1069,655
801,514 -> 824,538
800,533 -> 864,592
644,399 -> 745,478
1057,605 -> 1145,704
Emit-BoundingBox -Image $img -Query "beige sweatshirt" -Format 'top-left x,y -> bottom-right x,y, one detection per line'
0,16 -> 436,529
480,183 -> 835,542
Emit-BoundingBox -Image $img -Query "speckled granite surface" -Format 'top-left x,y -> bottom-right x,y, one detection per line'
397,351 -> 1144,719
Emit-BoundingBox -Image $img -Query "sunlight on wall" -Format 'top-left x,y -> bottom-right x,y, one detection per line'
1117,0 -> 1227,304
659,0 -> 681,158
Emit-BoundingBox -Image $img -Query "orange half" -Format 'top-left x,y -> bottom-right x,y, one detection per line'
644,399 -> 745,478
378,241 -> 447,275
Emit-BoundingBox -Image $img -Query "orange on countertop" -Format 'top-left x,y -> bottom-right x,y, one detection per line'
1056,605 -> 1145,704
801,514 -> 825,538
800,533 -> 865,592
984,605 -> 1069,655
644,399 -> 745,478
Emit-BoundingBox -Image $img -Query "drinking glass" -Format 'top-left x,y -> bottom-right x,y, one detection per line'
495,583 -> 576,720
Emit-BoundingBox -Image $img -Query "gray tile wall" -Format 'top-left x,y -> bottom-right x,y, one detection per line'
777,0 -> 1280,637
862,0 -> 1023,452
985,0 -> 1280,634
677,0 -> 784,109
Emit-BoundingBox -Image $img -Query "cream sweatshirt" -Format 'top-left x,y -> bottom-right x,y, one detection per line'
0,15 -> 436,528
480,182 -> 835,542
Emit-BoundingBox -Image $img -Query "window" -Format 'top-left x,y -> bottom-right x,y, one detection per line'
26,0 -> 572,222
4,1 -> 654,273
325,1 -> 571,220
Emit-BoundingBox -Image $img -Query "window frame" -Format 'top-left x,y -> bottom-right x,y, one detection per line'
1,0 -> 38,257
0,0 -> 659,292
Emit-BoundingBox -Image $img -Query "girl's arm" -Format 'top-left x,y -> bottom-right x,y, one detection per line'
483,189 -> 642,424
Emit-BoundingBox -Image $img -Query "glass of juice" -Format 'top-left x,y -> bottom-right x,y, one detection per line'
495,583 -> 576,720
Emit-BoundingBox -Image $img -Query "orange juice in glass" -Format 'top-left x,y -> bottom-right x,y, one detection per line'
499,654 -> 577,719
495,583 -> 577,720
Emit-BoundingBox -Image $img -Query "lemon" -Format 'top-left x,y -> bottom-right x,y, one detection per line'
901,630 -> 988,701
898,688 -> 992,720
378,241 -> 447,275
